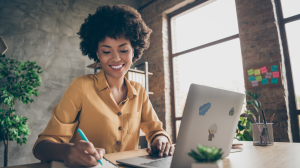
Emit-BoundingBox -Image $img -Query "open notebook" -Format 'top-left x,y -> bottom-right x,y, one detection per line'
51,157 -> 118,168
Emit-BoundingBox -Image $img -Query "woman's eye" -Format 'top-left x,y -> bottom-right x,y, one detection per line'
121,50 -> 128,53
103,51 -> 110,54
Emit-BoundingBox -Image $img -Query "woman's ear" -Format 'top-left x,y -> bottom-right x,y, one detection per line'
96,51 -> 100,60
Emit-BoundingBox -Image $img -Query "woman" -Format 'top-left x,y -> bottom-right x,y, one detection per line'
33,4 -> 174,167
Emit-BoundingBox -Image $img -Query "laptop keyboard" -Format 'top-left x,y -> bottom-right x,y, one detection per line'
140,157 -> 172,167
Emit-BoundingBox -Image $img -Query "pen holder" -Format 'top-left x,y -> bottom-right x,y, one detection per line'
252,123 -> 274,146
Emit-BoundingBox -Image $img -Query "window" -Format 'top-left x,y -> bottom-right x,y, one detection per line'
276,0 -> 300,141
168,0 -> 244,140
285,22 -> 300,110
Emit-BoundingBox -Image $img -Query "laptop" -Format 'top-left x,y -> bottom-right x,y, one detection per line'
117,84 -> 245,168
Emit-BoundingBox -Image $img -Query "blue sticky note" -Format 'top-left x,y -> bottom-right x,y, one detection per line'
262,78 -> 268,85
271,65 -> 278,71
271,78 -> 278,84
248,76 -> 255,82
199,103 -> 211,116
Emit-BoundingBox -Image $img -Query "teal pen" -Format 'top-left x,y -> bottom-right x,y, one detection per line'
78,129 -> 103,166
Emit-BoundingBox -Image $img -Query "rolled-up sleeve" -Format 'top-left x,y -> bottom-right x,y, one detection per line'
32,76 -> 83,154
139,88 -> 172,144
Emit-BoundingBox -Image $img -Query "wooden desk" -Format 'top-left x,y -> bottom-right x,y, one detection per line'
6,142 -> 300,168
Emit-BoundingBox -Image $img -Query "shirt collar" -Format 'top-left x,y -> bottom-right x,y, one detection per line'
95,70 -> 137,99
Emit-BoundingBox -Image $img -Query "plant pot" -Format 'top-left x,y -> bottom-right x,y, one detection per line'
191,160 -> 223,168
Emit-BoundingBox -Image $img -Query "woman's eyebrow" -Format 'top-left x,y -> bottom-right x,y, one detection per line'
100,43 -> 128,48
100,45 -> 111,48
119,43 -> 129,47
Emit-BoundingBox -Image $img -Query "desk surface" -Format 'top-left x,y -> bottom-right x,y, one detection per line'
6,142 -> 300,168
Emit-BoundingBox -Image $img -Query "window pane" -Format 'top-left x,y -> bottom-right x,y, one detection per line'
176,120 -> 181,139
281,0 -> 300,18
171,0 -> 239,54
173,38 -> 245,117
285,20 -> 300,110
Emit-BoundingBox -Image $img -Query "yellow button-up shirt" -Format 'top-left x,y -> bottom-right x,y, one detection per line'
32,70 -> 171,155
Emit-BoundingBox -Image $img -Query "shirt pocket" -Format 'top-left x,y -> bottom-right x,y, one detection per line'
126,112 -> 140,135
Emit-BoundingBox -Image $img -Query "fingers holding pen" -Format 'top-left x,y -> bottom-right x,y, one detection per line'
63,140 -> 101,167
78,141 -> 101,160
95,148 -> 106,159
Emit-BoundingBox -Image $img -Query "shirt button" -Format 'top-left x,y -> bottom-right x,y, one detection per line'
117,112 -> 121,116
118,127 -> 122,130
117,141 -> 121,145
122,101 -> 125,105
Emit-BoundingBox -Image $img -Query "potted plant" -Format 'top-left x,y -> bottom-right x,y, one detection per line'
188,145 -> 223,168
235,91 -> 261,141
0,54 -> 43,167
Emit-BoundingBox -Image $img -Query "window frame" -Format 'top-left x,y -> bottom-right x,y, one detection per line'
167,0 -> 240,142
275,0 -> 300,142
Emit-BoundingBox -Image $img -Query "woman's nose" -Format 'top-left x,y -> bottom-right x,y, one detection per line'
111,51 -> 121,62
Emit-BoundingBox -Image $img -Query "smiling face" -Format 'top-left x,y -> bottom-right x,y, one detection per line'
97,36 -> 134,79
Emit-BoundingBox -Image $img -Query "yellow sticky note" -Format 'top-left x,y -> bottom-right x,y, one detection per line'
248,69 -> 254,76
254,69 -> 261,75
255,75 -> 262,82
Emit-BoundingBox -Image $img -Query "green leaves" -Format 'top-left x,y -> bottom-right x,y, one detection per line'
0,109 -> 31,144
254,100 -> 261,108
244,110 -> 256,121
237,120 -> 245,132
236,110 -> 256,141
0,53 -> 37,145
244,91 -> 261,113
188,145 -> 223,162
0,54 -> 43,107
245,91 -> 252,97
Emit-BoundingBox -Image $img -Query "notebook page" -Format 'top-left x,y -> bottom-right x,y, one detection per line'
51,157 -> 118,168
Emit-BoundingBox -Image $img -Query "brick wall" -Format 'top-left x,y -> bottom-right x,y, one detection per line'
140,0 -> 292,142
140,0 -> 195,142
235,0 -> 292,142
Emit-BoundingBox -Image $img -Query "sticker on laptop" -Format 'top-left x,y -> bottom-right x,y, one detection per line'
208,123 -> 218,141
229,107 -> 234,116
199,102 -> 211,116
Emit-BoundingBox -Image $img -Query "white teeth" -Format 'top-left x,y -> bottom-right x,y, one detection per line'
111,65 -> 123,69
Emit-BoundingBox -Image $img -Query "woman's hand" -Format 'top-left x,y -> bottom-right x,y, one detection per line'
63,140 -> 105,167
146,135 -> 175,157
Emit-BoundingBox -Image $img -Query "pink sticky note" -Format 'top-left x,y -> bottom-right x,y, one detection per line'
265,72 -> 272,78
252,80 -> 258,87
260,66 -> 268,74
273,71 -> 279,78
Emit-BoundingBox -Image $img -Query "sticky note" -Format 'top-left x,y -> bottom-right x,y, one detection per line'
273,71 -> 279,78
248,76 -> 256,82
271,65 -> 278,71
271,78 -> 278,84
265,72 -> 272,78
260,66 -> 268,74
248,69 -> 254,76
199,103 -> 211,116
254,69 -> 261,75
255,75 -> 262,82
262,78 -> 268,85
252,80 -> 258,87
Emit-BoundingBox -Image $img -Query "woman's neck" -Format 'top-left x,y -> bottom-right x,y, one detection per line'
104,73 -> 126,92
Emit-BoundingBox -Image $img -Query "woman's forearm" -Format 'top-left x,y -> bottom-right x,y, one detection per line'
34,139 -> 73,162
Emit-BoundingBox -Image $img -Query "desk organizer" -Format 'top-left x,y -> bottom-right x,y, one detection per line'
252,123 -> 274,146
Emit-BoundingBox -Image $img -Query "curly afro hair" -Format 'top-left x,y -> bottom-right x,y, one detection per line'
77,4 -> 152,63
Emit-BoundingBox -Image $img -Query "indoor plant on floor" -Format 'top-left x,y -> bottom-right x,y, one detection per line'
0,54 -> 43,167
188,145 -> 223,168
